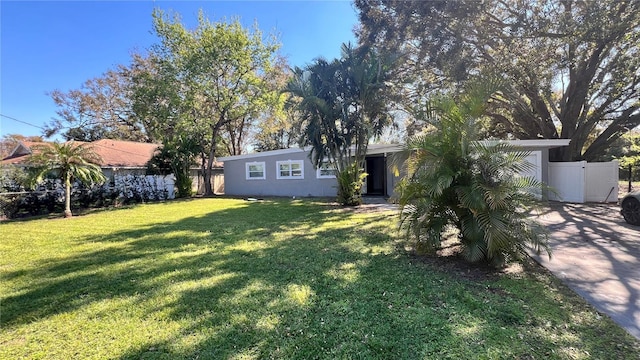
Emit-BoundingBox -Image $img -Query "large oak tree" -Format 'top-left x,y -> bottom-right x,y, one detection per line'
355,0 -> 640,161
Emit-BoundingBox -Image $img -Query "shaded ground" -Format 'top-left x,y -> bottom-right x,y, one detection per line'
530,202 -> 640,340
362,197 -> 640,340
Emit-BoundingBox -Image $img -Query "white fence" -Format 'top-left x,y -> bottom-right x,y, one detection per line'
548,161 -> 618,203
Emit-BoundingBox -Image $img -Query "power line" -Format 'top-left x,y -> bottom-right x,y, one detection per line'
0,114 -> 45,130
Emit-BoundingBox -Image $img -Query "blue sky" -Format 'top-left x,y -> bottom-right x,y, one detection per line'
0,0 -> 358,139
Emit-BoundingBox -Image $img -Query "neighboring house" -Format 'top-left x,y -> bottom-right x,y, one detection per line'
2,139 -> 160,180
219,140 -> 572,199
1,139 -> 225,194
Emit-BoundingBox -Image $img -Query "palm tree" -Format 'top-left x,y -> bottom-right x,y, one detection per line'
395,82 -> 551,267
28,141 -> 106,218
287,43 -> 394,205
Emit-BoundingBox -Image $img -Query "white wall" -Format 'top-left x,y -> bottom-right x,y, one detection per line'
548,162 -> 586,203
523,152 -> 544,199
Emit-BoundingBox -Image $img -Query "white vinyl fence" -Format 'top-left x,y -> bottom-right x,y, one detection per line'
548,161 -> 618,203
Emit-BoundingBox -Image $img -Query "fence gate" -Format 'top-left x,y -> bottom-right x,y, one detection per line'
548,161 -> 586,203
548,161 -> 618,203
585,161 -> 618,202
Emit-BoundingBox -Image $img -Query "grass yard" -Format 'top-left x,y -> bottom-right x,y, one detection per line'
1,198 -> 638,359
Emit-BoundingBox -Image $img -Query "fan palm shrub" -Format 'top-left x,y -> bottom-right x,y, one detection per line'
395,90 -> 551,267
28,141 -> 107,218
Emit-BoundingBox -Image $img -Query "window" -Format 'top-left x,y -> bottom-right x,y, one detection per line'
316,162 -> 337,179
277,160 -> 304,179
246,162 -> 265,180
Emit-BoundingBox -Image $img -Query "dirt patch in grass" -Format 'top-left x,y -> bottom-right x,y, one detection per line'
405,241 -> 532,283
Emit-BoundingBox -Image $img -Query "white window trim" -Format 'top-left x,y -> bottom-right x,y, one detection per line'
276,160 -> 304,180
316,161 -> 337,179
245,161 -> 266,180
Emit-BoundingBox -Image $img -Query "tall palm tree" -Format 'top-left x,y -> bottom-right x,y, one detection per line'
395,81 -> 551,267
29,142 -> 106,218
287,43 -> 394,205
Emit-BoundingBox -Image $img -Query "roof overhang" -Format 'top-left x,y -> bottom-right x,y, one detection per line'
218,147 -> 310,162
365,144 -> 403,155
216,139 -> 571,163
481,139 -> 571,151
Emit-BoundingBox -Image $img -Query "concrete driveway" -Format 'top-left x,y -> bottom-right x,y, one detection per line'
529,203 -> 640,340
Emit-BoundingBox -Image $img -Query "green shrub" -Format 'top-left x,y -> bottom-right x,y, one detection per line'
336,162 -> 367,206
396,89 -> 550,267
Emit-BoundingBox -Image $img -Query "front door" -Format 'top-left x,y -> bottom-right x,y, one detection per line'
365,156 -> 386,196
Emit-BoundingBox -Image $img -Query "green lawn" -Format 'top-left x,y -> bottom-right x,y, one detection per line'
1,198 -> 638,359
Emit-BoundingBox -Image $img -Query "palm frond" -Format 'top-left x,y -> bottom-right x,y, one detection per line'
396,78 -> 550,267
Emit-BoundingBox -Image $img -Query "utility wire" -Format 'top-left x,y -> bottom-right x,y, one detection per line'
0,114 -> 45,130
0,113 -> 158,157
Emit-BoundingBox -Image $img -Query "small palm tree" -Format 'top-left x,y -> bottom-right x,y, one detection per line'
395,84 -> 551,267
29,141 -> 106,218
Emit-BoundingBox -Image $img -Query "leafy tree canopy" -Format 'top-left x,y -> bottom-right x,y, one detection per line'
46,66 -> 150,142
132,9 -> 280,195
600,130 -> 640,183
252,57 -> 303,152
356,0 -> 640,161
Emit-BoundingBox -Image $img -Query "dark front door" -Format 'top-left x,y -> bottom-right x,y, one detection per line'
365,156 -> 386,196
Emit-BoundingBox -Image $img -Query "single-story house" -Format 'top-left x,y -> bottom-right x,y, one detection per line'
218,139 -> 572,199
2,139 -> 225,194
2,139 -> 160,179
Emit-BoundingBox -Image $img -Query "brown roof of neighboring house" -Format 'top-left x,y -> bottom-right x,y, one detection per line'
1,139 -> 160,168
1,141 -> 51,165
1,139 -> 224,168
89,139 -> 159,167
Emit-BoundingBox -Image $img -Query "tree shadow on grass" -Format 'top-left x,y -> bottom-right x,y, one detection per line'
2,199 -> 638,359
1,200 -> 333,324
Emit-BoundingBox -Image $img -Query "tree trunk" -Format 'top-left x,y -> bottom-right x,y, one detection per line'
203,134 -> 217,196
64,177 -> 73,218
